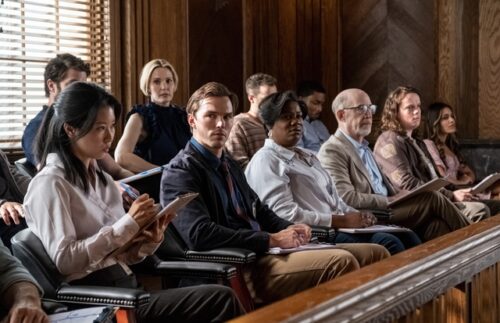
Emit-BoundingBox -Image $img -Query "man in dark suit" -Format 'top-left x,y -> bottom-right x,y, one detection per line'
161,82 -> 389,305
317,88 -> 470,241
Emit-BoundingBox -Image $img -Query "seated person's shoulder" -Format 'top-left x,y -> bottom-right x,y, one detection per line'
127,103 -> 161,123
232,113 -> 257,129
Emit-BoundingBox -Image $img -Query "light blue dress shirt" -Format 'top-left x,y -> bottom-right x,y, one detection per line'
298,117 -> 330,152
339,130 -> 388,196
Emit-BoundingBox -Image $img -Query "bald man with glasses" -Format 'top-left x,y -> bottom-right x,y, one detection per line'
317,88 -> 470,242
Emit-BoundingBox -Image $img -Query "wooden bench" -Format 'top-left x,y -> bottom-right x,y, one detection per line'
231,215 -> 500,322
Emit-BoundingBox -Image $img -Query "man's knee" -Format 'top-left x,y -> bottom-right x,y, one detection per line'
336,243 -> 389,267
323,249 -> 360,276
370,232 -> 405,255
201,285 -> 245,318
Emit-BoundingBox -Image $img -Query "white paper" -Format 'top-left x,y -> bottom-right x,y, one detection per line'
470,173 -> 500,194
49,306 -> 108,323
338,225 -> 412,234
267,243 -> 338,255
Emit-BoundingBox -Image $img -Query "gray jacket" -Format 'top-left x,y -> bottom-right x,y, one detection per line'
0,150 -> 30,206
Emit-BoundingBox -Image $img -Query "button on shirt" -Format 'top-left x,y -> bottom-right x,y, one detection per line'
245,139 -> 357,227
339,130 -> 389,196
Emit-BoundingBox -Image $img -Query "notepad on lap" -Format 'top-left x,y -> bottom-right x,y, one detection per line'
470,173 -> 500,194
106,192 -> 198,259
338,225 -> 412,234
267,243 -> 338,255
388,178 -> 450,207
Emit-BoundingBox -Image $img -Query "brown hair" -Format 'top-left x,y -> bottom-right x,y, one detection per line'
44,53 -> 90,97
245,73 -> 277,96
380,86 -> 421,135
186,82 -> 238,115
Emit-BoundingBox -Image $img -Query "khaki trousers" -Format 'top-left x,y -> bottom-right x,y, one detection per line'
459,201 -> 490,223
245,243 -> 389,304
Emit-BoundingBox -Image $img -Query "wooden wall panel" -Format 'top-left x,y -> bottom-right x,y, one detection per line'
471,265 -> 499,323
435,0 -> 458,113
188,0 -> 244,112
478,0 -> 500,139
436,0 -> 479,139
243,0 -> 341,131
342,0 -> 435,142
112,0 -> 500,141
148,0 -> 188,107
320,0 -> 341,131
109,0 -> 150,139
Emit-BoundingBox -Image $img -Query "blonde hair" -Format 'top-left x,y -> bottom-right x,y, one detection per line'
139,59 -> 179,96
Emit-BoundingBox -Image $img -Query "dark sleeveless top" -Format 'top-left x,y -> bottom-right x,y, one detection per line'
127,102 -> 191,166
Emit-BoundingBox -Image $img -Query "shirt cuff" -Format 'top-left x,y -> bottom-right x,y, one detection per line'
112,214 -> 140,244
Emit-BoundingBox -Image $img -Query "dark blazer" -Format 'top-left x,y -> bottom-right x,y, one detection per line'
0,149 -> 30,206
160,141 -> 292,253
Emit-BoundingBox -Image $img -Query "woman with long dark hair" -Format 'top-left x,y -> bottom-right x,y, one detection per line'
25,81 -> 243,322
424,102 -> 500,199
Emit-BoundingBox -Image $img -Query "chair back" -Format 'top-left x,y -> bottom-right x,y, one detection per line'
128,173 -> 162,203
11,229 -> 65,300
14,157 -> 37,178
156,224 -> 190,260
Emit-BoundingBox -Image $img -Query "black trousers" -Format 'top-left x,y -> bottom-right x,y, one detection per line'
72,264 -> 244,323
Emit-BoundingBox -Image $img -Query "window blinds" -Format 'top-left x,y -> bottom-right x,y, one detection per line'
0,0 -> 110,150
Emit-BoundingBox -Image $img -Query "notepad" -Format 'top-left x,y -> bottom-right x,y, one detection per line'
105,192 -> 198,259
338,225 -> 412,234
388,178 -> 450,207
267,243 -> 338,255
470,173 -> 500,194
49,306 -> 108,323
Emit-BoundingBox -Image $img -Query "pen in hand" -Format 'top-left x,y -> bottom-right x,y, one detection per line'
119,182 -> 139,200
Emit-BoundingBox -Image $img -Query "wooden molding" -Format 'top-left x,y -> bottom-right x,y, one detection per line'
231,216 -> 500,322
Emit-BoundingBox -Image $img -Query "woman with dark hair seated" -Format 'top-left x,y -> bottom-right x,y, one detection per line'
424,102 -> 500,210
245,91 -> 421,255
24,81 -> 243,322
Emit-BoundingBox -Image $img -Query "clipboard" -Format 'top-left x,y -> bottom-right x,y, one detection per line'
105,192 -> 198,259
388,178 -> 450,207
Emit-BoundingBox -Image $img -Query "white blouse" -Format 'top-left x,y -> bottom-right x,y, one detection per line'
245,139 -> 357,227
24,153 -> 160,282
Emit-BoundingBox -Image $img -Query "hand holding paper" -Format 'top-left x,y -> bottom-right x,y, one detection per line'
106,192 -> 199,259
128,194 -> 157,228
135,209 -> 174,244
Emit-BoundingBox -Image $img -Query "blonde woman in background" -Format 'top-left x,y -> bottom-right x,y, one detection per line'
116,59 -> 191,173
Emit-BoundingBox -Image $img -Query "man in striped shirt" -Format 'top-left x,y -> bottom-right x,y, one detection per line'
225,73 -> 277,169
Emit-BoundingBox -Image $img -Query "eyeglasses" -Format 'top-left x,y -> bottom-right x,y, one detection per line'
343,104 -> 377,115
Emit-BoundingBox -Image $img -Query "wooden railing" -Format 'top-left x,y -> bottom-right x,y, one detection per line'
231,215 -> 500,322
